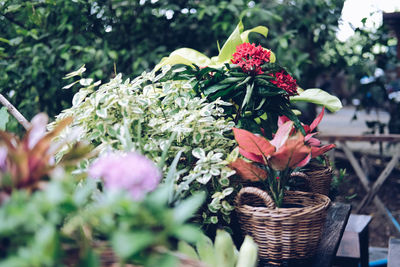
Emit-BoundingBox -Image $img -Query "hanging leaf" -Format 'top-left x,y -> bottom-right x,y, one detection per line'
290,88 -> 342,112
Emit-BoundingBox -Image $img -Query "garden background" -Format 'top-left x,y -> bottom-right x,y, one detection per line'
1,0 -> 400,251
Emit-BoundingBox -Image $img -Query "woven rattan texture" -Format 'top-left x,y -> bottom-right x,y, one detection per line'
235,187 -> 331,265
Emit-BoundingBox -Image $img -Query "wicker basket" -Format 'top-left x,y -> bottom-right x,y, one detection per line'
291,156 -> 333,196
235,187 -> 331,265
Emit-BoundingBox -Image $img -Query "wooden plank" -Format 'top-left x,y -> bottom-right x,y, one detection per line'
356,147 -> 400,212
318,134 -> 400,142
341,142 -> 371,189
388,238 -> 400,267
340,142 -> 391,218
311,202 -> 352,267
336,231 -> 360,258
336,214 -> 372,267
344,214 -> 372,233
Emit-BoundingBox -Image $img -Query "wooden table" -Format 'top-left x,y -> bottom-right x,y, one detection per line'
260,202 -> 351,267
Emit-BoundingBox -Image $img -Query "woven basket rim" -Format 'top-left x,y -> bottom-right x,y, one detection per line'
235,187 -> 331,221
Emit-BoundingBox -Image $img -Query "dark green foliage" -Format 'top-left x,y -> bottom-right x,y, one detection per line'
0,0 -> 251,123
1,0 -> 352,129
166,62 -> 304,138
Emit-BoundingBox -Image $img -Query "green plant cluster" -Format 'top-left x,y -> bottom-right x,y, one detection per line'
52,66 -> 238,225
0,170 -> 207,267
178,229 -> 258,267
168,63 -> 303,138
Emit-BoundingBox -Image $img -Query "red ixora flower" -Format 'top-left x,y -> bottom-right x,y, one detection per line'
270,71 -> 298,96
231,43 -> 271,75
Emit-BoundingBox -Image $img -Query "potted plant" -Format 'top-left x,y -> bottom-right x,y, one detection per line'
229,121 -> 331,264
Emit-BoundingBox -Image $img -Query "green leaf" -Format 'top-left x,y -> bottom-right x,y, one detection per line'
0,38 -> 10,45
203,83 -> 231,96
154,48 -> 212,71
0,107 -> 9,130
192,148 -> 206,159
178,241 -> 199,260
155,21 -> 271,71
196,234 -> 216,267
240,26 -> 268,43
145,253 -> 178,267
79,248 -> 100,267
214,229 -> 237,267
219,77 -> 245,84
241,83 -> 254,110
236,236 -> 258,267
64,65 -> 86,79
290,88 -> 343,112
173,224 -> 202,244
173,192 -> 206,224
215,21 -> 244,64
112,230 -> 155,259
163,149 -> 183,204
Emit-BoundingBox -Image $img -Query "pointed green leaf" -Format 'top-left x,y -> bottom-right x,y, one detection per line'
173,224 -> 202,244
236,236 -> 258,267
196,234 -> 216,267
178,241 -> 199,260
216,21 -> 244,64
241,83 -> 254,110
154,22 -> 273,71
240,26 -> 268,43
173,192 -> 206,224
214,229 -> 238,267
112,231 -> 155,259
290,88 -> 343,112
204,83 -> 231,96
154,48 -> 212,71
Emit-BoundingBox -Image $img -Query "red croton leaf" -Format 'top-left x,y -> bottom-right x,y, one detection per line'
311,144 -> 336,158
229,158 -> 268,182
239,148 -> 264,164
233,127 -> 275,157
269,132 -> 311,170
270,121 -> 294,149
309,107 -> 325,132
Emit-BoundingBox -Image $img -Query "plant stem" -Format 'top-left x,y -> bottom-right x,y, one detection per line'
0,93 -> 31,130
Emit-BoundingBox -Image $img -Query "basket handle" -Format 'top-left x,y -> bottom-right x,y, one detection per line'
290,171 -> 312,192
322,154 -> 331,167
236,187 -> 276,209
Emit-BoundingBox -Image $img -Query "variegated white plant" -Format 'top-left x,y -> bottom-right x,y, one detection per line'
52,66 -> 238,224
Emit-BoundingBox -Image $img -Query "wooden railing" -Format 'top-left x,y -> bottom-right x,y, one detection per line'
317,134 -> 400,233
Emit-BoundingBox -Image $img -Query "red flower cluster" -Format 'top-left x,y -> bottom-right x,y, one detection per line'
270,71 -> 298,96
231,43 -> 271,75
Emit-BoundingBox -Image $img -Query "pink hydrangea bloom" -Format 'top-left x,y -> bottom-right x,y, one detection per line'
89,152 -> 161,200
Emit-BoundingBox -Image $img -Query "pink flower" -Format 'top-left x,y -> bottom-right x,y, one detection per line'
270,71 -> 298,96
231,43 -> 271,75
89,152 -> 161,200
